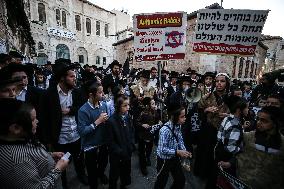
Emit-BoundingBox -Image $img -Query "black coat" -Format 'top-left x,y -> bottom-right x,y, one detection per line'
102,74 -> 123,94
25,86 -> 44,110
166,85 -> 178,98
107,113 -> 135,160
169,90 -> 187,109
25,86 -> 46,143
43,86 -> 83,146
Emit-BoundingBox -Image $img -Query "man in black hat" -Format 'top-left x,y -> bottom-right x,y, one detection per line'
166,71 -> 179,99
202,71 -> 215,95
7,63 -> 43,107
102,60 -> 123,94
43,58 -> 87,188
160,70 -> 170,88
43,61 -> 53,76
0,53 -> 11,69
9,50 -> 24,64
168,75 -> 192,109
6,63 -> 47,145
0,67 -> 21,99
149,67 -> 158,88
251,72 -> 280,104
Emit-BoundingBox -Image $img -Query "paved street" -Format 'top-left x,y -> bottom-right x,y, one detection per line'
67,147 -> 205,189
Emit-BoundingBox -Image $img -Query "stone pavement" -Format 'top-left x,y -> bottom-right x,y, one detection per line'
66,147 -> 206,189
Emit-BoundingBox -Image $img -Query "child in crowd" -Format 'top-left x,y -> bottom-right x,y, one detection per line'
107,95 -> 135,189
137,97 -> 162,176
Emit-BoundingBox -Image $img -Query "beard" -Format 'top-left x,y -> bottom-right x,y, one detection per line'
64,80 -> 75,90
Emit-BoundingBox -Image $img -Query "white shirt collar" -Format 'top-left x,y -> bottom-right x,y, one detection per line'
17,86 -> 27,95
87,99 -> 101,109
57,84 -> 72,96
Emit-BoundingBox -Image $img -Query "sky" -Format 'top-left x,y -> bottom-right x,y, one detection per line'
90,0 -> 284,38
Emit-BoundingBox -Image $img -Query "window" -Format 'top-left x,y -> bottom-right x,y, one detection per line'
75,15 -> 81,31
37,53 -> 48,65
38,3 -> 46,23
104,24 -> 108,37
281,45 -> 284,50
96,56 -> 100,64
56,44 -> 70,59
62,11 -> 67,28
78,55 -> 84,64
96,21 -> 100,36
56,9 -> 61,26
38,42 -> 44,50
103,57 -> 106,65
86,18 -> 91,34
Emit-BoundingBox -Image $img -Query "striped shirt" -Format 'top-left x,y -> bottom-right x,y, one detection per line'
0,141 -> 61,189
156,121 -> 186,159
217,114 -> 243,154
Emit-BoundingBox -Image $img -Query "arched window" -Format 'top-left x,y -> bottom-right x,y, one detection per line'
38,3 -> 46,23
38,42 -> 44,50
56,9 -> 61,26
77,47 -> 88,64
62,11 -> 67,28
75,15 -> 81,31
86,18 -> 91,34
56,44 -> 70,59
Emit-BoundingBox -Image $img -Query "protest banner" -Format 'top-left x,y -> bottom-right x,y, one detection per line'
193,9 -> 269,56
133,12 -> 187,62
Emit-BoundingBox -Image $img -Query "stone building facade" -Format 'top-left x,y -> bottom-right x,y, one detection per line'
113,3 -> 268,80
260,35 -> 284,73
28,0 -> 131,67
0,0 -> 34,58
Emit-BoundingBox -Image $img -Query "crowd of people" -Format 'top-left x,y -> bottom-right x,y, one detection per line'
0,51 -> 284,189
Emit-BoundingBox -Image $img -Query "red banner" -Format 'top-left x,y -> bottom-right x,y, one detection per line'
193,42 -> 256,56
135,53 -> 185,62
136,13 -> 183,29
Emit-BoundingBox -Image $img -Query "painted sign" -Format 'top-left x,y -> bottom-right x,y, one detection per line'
47,27 -> 76,40
134,12 -> 187,62
193,9 -> 269,56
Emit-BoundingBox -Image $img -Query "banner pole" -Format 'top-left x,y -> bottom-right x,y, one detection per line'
157,60 -> 163,121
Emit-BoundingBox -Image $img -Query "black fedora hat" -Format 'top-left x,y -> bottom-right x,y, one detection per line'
0,67 -> 22,88
45,61 -> 52,65
161,70 -> 169,74
9,51 -> 24,59
6,63 -> 30,75
53,58 -> 78,79
169,71 -> 179,79
0,53 -> 11,65
109,60 -> 122,69
177,74 -> 193,84
202,71 -> 216,80
139,70 -> 150,79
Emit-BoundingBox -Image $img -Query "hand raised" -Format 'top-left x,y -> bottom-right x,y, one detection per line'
95,113 -> 108,125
